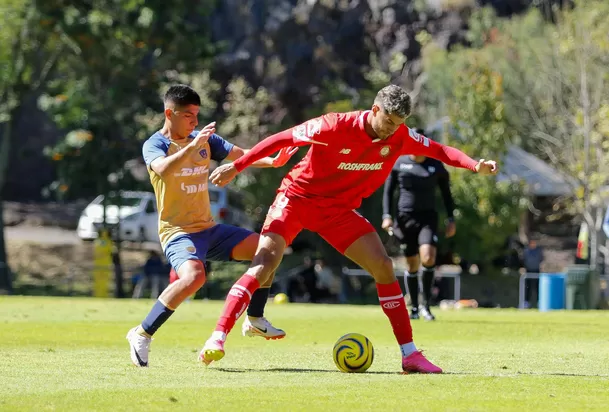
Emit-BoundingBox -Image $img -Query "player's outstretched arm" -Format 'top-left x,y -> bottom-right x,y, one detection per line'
403,128 -> 498,175
224,145 -> 299,168
210,115 -> 335,187
148,122 -> 216,178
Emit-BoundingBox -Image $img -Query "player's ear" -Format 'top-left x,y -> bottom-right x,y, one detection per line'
164,107 -> 173,120
371,104 -> 380,115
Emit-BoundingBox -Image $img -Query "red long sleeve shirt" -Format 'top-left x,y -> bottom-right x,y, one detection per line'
234,111 -> 478,210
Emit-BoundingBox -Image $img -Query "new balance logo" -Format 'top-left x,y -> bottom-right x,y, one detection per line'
339,148 -> 351,154
337,162 -> 383,171
174,166 -> 208,177
181,182 -> 208,194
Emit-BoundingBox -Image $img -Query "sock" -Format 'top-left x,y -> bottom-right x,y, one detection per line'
376,281 -> 413,346
215,275 -> 260,335
422,266 -> 435,307
141,300 -> 175,336
400,342 -> 418,357
247,287 -> 270,318
405,271 -> 420,309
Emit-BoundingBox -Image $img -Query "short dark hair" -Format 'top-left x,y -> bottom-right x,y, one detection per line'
374,85 -> 412,119
164,84 -> 201,107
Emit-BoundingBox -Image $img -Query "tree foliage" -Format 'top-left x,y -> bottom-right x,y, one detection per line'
422,45 -> 526,268
37,1 -> 217,199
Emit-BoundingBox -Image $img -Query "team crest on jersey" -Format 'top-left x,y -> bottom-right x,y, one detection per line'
186,246 -> 196,253
199,149 -> 208,159
380,146 -> 391,157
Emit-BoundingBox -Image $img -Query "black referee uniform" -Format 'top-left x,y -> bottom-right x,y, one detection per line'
382,138 -> 455,320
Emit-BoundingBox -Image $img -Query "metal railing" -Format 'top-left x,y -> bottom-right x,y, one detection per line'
342,266 -> 461,301
518,272 -> 541,309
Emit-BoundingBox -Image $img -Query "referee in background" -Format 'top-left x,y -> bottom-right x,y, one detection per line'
382,129 -> 456,321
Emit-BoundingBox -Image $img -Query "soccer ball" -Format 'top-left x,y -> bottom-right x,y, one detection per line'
273,293 -> 289,304
332,333 -> 374,373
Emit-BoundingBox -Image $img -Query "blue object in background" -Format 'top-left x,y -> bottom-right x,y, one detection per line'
538,273 -> 566,311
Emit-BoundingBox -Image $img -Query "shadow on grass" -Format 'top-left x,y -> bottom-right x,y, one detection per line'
443,371 -> 609,377
215,367 -> 608,378
215,367 -> 402,375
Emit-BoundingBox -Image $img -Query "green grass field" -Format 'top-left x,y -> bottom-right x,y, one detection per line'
1,296 -> 608,411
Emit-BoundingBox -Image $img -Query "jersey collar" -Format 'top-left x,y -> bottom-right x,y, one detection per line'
358,110 -> 383,143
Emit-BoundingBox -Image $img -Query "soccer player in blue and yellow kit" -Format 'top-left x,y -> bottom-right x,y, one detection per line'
126,85 -> 295,367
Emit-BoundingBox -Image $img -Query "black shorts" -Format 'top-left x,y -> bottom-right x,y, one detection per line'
393,211 -> 438,257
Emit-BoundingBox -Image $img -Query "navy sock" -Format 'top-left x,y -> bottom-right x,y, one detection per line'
405,272 -> 420,309
141,300 -> 174,336
247,287 -> 270,317
422,266 -> 435,307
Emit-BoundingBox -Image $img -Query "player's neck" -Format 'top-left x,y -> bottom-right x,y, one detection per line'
160,123 -> 188,141
363,118 -> 381,140
410,155 -> 425,163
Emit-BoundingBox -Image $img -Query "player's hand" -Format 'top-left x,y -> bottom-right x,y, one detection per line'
188,122 -> 216,150
272,146 -> 299,168
474,159 -> 498,175
210,163 -> 238,187
445,221 -> 456,238
382,217 -> 393,232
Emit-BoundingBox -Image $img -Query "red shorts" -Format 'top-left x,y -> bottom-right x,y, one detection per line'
261,193 -> 375,254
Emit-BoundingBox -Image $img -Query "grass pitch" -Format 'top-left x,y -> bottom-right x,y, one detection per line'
0,296 -> 608,411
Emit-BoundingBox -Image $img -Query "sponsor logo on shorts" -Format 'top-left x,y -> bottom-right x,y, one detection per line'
186,246 -> 196,253
337,162 -> 384,171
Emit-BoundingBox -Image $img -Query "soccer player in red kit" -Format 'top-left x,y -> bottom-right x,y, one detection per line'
201,85 -> 498,373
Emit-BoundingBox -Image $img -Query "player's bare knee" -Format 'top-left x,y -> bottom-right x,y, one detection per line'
421,256 -> 436,267
177,261 -> 206,289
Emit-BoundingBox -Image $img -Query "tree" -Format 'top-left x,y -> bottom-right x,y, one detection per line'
0,0 -> 65,293
421,43 -> 526,269
495,1 -> 609,269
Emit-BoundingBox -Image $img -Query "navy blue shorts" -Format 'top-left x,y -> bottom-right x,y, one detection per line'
164,224 -> 254,271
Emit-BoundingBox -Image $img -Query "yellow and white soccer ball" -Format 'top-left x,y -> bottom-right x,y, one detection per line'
332,333 -> 374,373
273,293 -> 289,304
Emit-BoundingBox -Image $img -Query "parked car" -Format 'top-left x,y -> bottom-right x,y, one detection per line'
209,185 -> 257,231
77,186 -> 256,243
77,191 -> 158,242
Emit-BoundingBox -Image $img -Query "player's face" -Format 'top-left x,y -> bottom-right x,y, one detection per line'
166,104 -> 200,139
370,105 -> 405,140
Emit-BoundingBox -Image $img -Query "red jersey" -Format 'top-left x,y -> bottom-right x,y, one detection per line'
234,110 -> 478,210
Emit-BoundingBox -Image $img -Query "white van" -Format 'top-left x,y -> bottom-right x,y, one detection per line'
77,187 -> 256,242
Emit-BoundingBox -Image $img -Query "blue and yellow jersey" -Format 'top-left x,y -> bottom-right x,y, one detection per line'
142,131 -> 233,247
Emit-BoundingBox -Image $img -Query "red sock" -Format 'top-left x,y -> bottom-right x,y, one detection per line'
215,275 -> 260,335
376,281 -> 413,344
